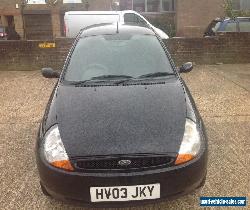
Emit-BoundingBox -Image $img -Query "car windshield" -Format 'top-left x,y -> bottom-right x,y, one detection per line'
212,22 -> 221,32
205,20 -> 221,34
0,27 -> 4,32
64,34 -> 173,82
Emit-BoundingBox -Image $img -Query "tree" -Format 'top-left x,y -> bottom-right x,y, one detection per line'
223,0 -> 235,17
223,0 -> 250,17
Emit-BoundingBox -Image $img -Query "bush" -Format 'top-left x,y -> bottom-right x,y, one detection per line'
149,18 -> 176,38
223,0 -> 250,17
144,14 -> 176,38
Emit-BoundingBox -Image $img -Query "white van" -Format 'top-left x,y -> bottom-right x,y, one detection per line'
64,10 -> 169,39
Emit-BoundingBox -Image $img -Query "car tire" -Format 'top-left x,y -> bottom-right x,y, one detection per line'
197,174 -> 207,188
40,182 -> 50,196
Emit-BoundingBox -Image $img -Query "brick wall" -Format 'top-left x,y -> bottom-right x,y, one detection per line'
0,33 -> 249,71
0,0 -> 19,15
0,0 -> 112,39
0,0 -> 23,36
176,0 -> 225,37
0,38 -> 73,71
165,33 -> 250,65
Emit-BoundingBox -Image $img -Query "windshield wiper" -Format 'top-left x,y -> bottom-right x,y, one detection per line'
69,79 -> 107,86
68,75 -> 134,86
91,75 -> 135,85
137,72 -> 175,79
91,75 -> 133,80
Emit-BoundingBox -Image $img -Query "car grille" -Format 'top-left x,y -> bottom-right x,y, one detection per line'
74,155 -> 174,171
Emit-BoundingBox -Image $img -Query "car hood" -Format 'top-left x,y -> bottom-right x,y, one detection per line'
56,79 -> 186,157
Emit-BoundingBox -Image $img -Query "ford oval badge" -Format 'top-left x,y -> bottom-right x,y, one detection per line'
118,160 -> 131,166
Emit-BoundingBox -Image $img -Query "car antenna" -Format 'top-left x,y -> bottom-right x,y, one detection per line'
116,22 -> 119,33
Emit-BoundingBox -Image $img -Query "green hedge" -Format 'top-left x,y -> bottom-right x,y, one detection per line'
143,14 -> 176,38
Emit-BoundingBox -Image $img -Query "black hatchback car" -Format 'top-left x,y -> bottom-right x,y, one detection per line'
36,23 -> 207,207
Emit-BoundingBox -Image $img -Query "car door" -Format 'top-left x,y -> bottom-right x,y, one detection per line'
239,19 -> 250,32
204,20 -> 222,36
220,20 -> 240,32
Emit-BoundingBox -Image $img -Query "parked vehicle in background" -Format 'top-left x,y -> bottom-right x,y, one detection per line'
204,17 -> 250,36
64,10 -> 169,39
0,26 -> 20,40
0,26 -> 8,40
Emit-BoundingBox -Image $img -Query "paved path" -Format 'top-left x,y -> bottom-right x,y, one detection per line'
0,64 -> 249,210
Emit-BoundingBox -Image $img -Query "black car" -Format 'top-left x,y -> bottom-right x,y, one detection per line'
36,23 -> 207,207
204,17 -> 250,36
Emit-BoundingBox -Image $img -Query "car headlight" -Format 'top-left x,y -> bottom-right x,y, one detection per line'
43,125 -> 74,171
175,119 -> 201,165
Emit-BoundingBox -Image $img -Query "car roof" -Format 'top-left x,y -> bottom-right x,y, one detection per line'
65,10 -> 140,16
65,11 -> 121,15
79,23 -> 156,37
223,17 -> 250,21
235,17 -> 250,19
213,17 -> 250,22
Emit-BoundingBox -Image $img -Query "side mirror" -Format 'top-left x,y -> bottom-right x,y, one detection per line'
41,68 -> 60,78
179,62 -> 193,73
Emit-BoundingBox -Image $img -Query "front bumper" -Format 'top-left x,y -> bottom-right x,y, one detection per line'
36,142 -> 207,207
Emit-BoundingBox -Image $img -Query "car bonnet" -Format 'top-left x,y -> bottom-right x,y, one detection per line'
55,79 -> 186,157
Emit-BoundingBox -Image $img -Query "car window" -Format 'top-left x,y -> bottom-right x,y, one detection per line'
124,13 -> 147,25
204,20 -> 221,36
223,22 -> 237,32
124,13 -> 137,23
239,21 -> 250,32
64,34 -> 173,82
213,22 -> 221,32
137,15 -> 147,25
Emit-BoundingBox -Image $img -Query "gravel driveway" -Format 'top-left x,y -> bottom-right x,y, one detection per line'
0,64 -> 249,210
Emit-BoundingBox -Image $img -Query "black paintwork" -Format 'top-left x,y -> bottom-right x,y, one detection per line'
42,76 -> 200,157
56,78 -> 185,157
36,140 -> 207,207
36,24 -> 207,206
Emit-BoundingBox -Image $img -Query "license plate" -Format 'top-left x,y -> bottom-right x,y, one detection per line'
90,183 -> 160,202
